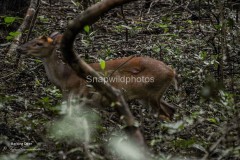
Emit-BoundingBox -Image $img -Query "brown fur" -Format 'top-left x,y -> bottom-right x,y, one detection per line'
18,35 -> 176,119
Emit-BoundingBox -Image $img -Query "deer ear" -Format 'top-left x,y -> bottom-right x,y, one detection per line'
49,32 -> 62,44
50,32 -> 60,39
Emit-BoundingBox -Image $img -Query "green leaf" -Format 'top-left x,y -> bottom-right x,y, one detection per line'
99,59 -> 106,70
9,31 -> 21,37
186,20 -> 193,24
173,138 -> 197,149
38,15 -> 49,23
214,24 -> 222,30
200,51 -> 207,60
41,97 -> 50,103
6,31 -> 21,41
159,24 -> 168,28
153,47 -> 160,53
4,17 -> 16,24
34,59 -> 42,63
84,25 -> 90,33
6,36 -> 13,41
207,118 -> 219,124
35,78 -> 41,86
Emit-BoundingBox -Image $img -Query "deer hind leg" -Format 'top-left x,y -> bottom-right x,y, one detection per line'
148,79 -> 176,120
159,99 -> 175,120
147,96 -> 175,120
157,86 -> 176,120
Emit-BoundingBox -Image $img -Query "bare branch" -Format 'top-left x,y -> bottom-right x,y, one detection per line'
7,0 -> 40,58
60,0 -> 145,145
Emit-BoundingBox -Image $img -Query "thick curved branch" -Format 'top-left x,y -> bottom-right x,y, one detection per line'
60,0 -> 144,145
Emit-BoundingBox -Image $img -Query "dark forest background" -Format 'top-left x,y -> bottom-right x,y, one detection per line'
0,0 -> 239,159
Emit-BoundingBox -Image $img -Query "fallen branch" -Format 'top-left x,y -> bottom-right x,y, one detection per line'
7,0 -> 40,59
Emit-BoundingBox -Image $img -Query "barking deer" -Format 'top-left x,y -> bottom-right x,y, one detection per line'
18,33 -> 176,120
18,0 -> 177,120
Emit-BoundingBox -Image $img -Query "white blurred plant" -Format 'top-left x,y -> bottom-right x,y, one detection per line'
48,95 -> 99,144
108,136 -> 147,160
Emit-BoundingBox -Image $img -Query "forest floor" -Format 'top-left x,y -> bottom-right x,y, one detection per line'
0,0 -> 240,159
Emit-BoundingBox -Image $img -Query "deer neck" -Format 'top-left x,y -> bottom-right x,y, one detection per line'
42,47 -> 70,91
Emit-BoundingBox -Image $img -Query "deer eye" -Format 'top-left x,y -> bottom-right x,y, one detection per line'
35,42 -> 43,46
